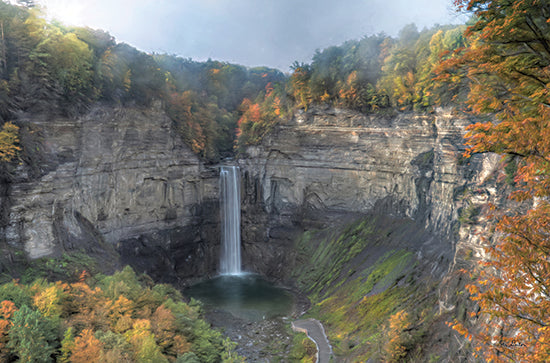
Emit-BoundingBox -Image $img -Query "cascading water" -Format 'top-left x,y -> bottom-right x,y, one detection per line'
219,165 -> 242,275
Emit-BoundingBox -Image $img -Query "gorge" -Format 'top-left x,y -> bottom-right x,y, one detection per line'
0,102 -> 496,361
0,1 -> 545,360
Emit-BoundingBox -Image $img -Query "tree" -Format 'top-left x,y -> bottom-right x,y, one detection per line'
7,305 -> 57,362
165,90 -> 221,160
443,0 -> 550,361
33,281 -> 68,319
125,319 -> 168,363
383,310 -> 412,362
70,328 -> 105,363
0,300 -> 17,360
236,82 -> 286,149
289,61 -> 312,109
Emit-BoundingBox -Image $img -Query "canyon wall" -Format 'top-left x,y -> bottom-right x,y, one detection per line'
0,103 -> 500,359
238,106 -> 491,278
0,103 -> 497,295
0,102 -> 220,282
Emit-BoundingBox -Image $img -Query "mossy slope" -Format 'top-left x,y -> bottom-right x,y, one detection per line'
292,215 -> 447,362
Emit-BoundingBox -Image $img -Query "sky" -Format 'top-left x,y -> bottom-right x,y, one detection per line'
35,0 -> 466,72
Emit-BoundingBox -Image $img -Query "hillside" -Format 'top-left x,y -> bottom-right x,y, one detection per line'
0,0 -> 549,362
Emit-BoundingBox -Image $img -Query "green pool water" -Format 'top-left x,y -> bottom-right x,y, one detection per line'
185,274 -> 294,321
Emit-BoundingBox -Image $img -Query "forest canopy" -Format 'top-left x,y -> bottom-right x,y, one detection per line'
0,266 -> 243,362
0,0 -> 472,163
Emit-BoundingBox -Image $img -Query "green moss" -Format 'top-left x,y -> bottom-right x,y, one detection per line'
289,332 -> 317,362
292,217 -> 439,362
350,250 -> 414,301
458,203 -> 481,225
292,219 -> 376,299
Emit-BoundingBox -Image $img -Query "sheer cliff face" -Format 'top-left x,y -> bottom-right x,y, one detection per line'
2,104 -> 495,288
3,103 -> 220,280
238,107 -> 488,277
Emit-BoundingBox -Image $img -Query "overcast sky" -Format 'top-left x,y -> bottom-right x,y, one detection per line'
36,0 -> 465,71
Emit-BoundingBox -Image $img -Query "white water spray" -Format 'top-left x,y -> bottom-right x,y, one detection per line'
219,166 -> 242,275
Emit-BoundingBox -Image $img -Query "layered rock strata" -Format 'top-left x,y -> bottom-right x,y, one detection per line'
238,107 -> 484,278
2,102 -> 219,281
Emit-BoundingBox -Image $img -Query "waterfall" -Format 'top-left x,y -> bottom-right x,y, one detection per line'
219,165 -> 242,275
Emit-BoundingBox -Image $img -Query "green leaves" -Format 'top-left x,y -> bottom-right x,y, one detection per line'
0,266 -> 243,362
7,304 -> 57,362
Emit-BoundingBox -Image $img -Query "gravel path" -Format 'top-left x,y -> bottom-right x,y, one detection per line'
292,319 -> 333,363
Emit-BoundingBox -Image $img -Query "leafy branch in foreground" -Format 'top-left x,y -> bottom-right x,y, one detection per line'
441,0 -> 550,361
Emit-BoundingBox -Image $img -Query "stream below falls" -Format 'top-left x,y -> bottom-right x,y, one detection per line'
185,274 -> 310,361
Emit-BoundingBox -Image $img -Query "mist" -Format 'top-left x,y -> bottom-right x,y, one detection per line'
37,0 -> 465,71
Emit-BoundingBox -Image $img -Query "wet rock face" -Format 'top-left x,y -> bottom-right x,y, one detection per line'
239,107 -> 475,278
3,102 -> 220,280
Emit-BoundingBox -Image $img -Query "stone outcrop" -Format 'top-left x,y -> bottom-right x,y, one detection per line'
1,102 -> 220,282
238,106 -> 484,278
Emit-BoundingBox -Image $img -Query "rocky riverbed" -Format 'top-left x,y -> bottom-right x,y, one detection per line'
191,285 -> 311,361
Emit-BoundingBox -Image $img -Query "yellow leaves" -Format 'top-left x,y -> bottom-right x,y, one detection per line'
125,319 -> 168,363
33,283 -> 67,318
123,69 -> 132,92
0,122 -> 21,163
389,310 -> 411,332
320,90 -> 331,103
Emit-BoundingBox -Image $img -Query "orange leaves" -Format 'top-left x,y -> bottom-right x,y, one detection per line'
0,300 -> 17,355
70,329 -> 105,363
449,1 -> 550,360
236,86 -> 286,148
447,320 -> 472,341
151,304 -> 191,356
0,300 -> 17,320
247,103 -> 261,122
383,310 -> 412,362
456,203 -> 550,361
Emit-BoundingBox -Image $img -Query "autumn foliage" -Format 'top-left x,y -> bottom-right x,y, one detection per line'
383,310 -> 412,362
0,266 -> 242,362
439,0 -> 550,361
0,122 -> 20,162
236,82 -> 287,148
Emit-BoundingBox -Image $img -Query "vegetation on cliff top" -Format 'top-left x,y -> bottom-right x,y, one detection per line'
0,0 -> 473,164
0,0 -> 284,162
